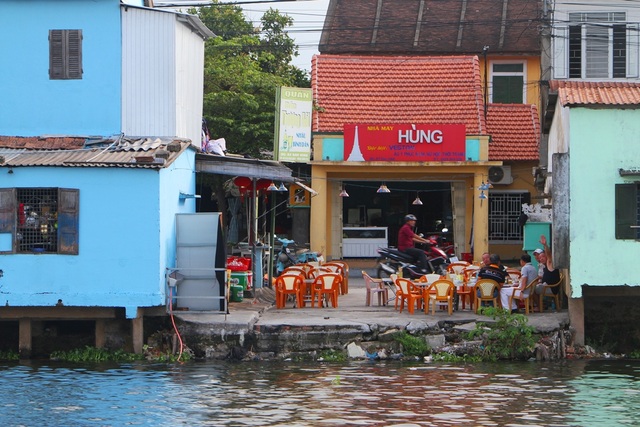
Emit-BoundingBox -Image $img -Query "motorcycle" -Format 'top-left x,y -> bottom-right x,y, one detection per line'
376,244 -> 449,279
274,236 -> 320,276
425,234 -> 456,258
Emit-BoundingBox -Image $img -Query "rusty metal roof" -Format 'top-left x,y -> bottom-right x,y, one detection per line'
0,136 -> 192,169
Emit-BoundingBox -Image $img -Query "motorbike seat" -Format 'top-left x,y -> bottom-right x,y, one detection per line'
385,248 -> 415,262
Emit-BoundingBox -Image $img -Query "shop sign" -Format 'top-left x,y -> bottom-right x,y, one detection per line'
274,87 -> 313,162
343,124 -> 466,162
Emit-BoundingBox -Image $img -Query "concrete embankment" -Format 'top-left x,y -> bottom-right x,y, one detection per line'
174,273 -> 572,361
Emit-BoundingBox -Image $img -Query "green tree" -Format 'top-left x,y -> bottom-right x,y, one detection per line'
196,3 -> 310,159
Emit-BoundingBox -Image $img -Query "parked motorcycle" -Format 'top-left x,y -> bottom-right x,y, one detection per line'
376,245 -> 449,279
274,236 -> 319,276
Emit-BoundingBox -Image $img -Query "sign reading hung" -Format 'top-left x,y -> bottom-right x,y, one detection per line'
274,87 -> 313,162
343,124 -> 466,162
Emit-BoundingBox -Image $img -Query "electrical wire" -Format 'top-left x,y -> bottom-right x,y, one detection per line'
168,286 -> 186,362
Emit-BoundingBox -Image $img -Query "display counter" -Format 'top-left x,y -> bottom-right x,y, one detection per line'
342,227 -> 388,258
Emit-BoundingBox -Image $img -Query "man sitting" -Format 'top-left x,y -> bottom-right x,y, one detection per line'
500,254 -> 537,313
477,253 -> 506,305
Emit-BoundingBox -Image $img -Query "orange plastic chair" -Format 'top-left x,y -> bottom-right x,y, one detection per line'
325,261 -> 349,294
538,273 -> 564,312
395,278 -> 424,314
274,274 -> 304,309
281,266 -> 307,278
474,279 -> 500,313
362,270 -> 388,306
426,279 -> 455,315
446,261 -> 470,275
322,262 -> 347,294
508,277 -> 539,315
310,273 -> 341,308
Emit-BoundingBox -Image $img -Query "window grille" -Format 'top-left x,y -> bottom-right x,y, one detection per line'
17,188 -> 59,253
489,192 -> 529,243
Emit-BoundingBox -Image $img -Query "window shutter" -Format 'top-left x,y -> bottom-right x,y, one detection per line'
58,188 -> 79,254
0,188 -> 16,253
67,30 -> 82,79
49,30 -> 64,79
627,24 -> 639,78
552,26 -> 569,79
615,184 -> 637,239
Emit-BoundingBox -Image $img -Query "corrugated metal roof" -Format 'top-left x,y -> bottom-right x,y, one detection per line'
0,136 -> 191,169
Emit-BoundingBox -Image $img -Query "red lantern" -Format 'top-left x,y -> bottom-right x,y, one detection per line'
234,176 -> 251,189
256,179 -> 271,191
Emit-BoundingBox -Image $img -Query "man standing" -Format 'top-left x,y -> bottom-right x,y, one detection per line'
398,214 -> 431,273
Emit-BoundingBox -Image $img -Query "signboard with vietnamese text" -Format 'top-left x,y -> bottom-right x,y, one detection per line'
343,124 -> 466,162
274,87 -> 313,162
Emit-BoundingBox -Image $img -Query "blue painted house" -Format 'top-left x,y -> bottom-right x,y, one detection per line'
0,0 -> 214,357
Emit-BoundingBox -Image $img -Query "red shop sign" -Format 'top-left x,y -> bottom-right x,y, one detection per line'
343,124 -> 466,162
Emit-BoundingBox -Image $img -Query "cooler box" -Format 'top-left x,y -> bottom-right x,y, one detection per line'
230,284 -> 244,302
230,271 -> 253,290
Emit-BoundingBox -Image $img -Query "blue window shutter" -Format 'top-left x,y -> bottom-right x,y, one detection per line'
58,188 -> 79,254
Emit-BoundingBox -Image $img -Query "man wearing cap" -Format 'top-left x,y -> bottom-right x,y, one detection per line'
398,214 -> 431,273
534,235 -> 561,297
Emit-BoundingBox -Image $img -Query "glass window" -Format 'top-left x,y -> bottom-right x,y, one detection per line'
491,62 -> 524,104
615,184 -> 640,239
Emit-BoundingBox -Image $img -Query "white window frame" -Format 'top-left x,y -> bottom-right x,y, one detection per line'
489,60 -> 527,104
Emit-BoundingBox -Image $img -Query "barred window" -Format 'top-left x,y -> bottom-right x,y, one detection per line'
489,192 -> 530,243
0,188 -> 79,254
615,184 -> 640,239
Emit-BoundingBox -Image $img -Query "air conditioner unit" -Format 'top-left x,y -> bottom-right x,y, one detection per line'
488,166 -> 513,185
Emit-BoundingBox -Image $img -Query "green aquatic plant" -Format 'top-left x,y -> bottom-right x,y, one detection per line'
50,346 -> 191,363
430,352 -> 484,363
0,349 -> 19,361
318,349 -> 346,362
394,331 -> 430,357
467,307 -> 536,361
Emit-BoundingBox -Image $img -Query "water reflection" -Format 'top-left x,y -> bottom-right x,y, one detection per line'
1,360 -> 639,426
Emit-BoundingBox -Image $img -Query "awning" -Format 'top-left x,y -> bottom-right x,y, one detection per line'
619,168 -> 640,177
196,153 -> 295,182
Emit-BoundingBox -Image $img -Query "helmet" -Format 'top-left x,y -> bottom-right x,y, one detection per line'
404,214 -> 417,222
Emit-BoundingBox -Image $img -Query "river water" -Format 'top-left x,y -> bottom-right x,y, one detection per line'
1,359 -> 640,426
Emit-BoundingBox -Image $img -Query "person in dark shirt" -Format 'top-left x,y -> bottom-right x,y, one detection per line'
397,214 -> 431,273
477,253 -> 506,303
535,235 -> 561,295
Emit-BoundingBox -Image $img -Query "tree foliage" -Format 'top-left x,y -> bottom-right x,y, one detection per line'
195,2 -> 310,159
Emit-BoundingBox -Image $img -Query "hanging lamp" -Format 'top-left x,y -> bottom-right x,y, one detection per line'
267,182 -> 279,192
412,193 -> 423,205
339,186 -> 349,197
377,183 -> 391,193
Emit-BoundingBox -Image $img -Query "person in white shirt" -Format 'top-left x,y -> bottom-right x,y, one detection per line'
500,254 -> 538,313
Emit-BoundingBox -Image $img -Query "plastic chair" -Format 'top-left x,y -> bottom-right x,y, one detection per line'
310,273 -> 341,308
508,277 -> 539,315
539,273 -> 564,312
417,273 -> 442,286
281,266 -> 307,278
323,262 -> 348,294
506,268 -> 521,286
395,278 -> 424,314
474,279 -> 500,313
426,279 -> 455,315
274,274 -> 304,309
446,261 -> 470,275
362,270 -> 388,306
326,260 -> 349,294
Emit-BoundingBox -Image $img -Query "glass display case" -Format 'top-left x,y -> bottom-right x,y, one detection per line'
342,227 -> 388,258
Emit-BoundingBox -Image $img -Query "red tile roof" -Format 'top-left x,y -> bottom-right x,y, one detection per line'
319,0 -> 542,55
551,81 -> 640,107
312,55 -> 487,134
0,136 -> 86,150
486,104 -> 539,161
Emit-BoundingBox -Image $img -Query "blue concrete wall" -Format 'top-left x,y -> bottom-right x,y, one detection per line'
0,0 -> 122,135
1,151 -> 196,316
568,108 -> 640,297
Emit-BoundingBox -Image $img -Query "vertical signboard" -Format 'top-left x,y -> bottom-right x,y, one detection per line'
274,87 -> 313,162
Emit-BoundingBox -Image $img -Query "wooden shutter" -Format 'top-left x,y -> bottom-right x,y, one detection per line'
615,184 -> 637,239
49,30 -> 82,80
58,188 -> 79,254
0,188 -> 16,253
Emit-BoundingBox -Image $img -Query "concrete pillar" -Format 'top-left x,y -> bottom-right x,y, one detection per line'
472,173 -> 489,260
132,312 -> 144,354
18,318 -> 32,359
95,319 -> 106,349
310,168 -> 328,256
568,297 -> 585,346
